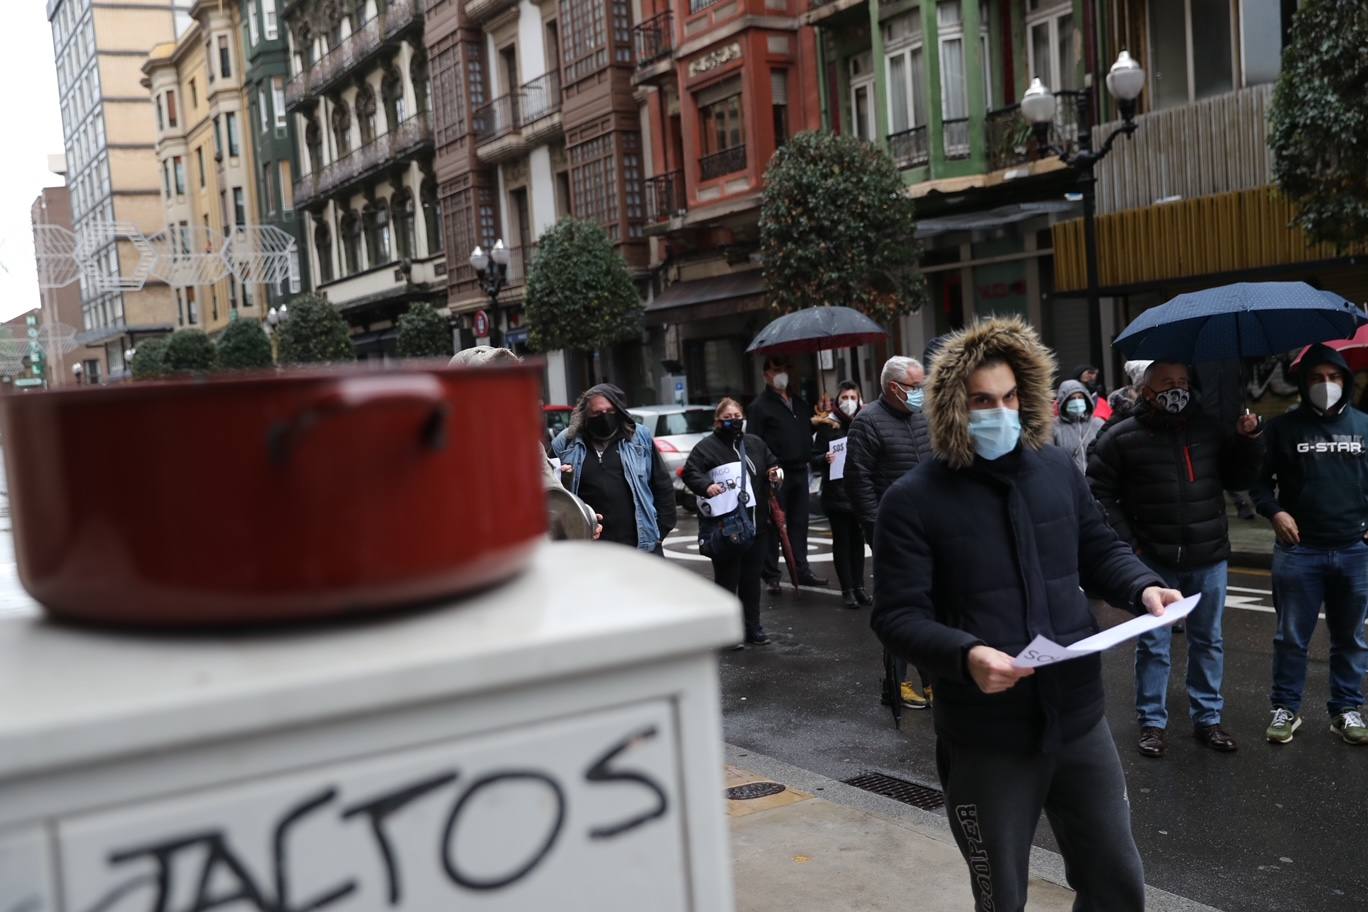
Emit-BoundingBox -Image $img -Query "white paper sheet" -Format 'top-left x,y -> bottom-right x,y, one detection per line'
700,461 -> 744,517
828,438 -> 848,481
1012,594 -> 1200,669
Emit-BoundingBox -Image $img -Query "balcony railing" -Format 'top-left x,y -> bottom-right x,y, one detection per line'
985,92 -> 1083,172
520,71 -> 561,125
645,170 -> 684,222
942,117 -> 970,160
293,111 -> 433,207
284,0 -> 420,108
633,11 -> 673,66
473,93 -> 522,144
888,124 -> 929,169
699,144 -> 746,181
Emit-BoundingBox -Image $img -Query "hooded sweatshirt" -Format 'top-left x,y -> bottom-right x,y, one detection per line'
870,317 -> 1161,751
1052,379 -> 1103,474
1251,344 -> 1368,548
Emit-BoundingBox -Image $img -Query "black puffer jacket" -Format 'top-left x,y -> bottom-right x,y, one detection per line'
683,432 -> 778,535
846,398 -> 933,525
812,413 -> 854,514
872,318 -> 1162,752
1087,399 -> 1264,569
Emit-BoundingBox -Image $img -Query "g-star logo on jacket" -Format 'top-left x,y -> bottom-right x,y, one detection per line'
1295,435 -> 1366,455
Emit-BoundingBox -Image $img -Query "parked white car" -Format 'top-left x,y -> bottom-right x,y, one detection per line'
628,404 -> 716,513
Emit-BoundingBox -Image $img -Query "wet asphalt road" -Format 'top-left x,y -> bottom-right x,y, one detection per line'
664,515 -> 1368,912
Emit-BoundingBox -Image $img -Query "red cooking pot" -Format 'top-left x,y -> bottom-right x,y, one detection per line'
0,362 -> 547,626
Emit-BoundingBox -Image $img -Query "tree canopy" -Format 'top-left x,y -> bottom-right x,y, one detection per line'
130,337 -> 170,380
1269,0 -> 1368,249
276,294 -> 354,365
760,130 -> 927,326
396,302 -> 454,359
164,329 -> 218,374
216,319 -> 274,370
524,218 -> 642,353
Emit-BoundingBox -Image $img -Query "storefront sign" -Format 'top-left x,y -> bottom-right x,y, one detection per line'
688,42 -> 741,78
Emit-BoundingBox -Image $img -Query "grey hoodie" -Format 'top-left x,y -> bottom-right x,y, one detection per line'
1053,379 -> 1103,474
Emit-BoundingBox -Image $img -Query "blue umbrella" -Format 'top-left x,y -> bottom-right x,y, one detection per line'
1114,282 -> 1367,362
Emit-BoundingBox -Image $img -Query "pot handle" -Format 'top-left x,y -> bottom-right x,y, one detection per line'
267,374 -> 451,466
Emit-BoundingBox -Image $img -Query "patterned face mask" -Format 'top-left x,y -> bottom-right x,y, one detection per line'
1153,388 -> 1191,414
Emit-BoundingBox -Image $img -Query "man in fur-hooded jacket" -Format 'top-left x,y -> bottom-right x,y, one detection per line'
871,318 -> 1181,911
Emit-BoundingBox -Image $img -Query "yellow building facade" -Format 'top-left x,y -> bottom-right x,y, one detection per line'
143,0 -> 265,338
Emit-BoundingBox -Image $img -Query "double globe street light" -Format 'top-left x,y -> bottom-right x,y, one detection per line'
1021,50 -> 1145,376
469,239 -> 511,347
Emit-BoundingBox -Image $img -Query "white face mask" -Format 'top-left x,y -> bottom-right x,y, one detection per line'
1309,381 -> 1343,412
771,372 -> 789,391
838,398 -> 859,416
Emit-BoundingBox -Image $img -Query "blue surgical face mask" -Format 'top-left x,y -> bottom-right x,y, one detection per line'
1065,399 -> 1088,418
896,384 -> 924,411
968,408 -> 1022,461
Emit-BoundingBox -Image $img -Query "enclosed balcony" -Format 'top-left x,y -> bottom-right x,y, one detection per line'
463,0 -> 519,26
473,72 -> 563,163
285,0 -> 422,111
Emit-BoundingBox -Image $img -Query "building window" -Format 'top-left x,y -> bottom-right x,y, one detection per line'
847,53 -> 875,141
331,101 -> 351,155
365,201 -> 392,264
186,286 -> 199,324
248,1 -> 260,45
563,0 -> 608,84
314,220 -> 334,283
156,95 -> 164,131
162,160 -> 172,197
233,187 -> 246,226
196,146 -> 206,187
357,84 -> 378,143
213,115 -> 223,159
1026,0 -> 1076,93
341,209 -> 362,273
190,78 -> 198,108
166,89 -> 178,127
207,40 -> 215,82
569,134 -> 617,236
259,87 -> 270,133
1148,0 -> 1254,109
272,78 -> 286,130
422,179 -> 442,256
226,111 -> 240,156
278,160 -> 293,209
218,35 -> 232,79
884,11 -> 928,135
936,1 -> 990,156
263,0 -> 279,40
173,155 -> 186,194
305,119 -> 323,173
393,189 -> 416,259
698,86 -> 743,156
382,68 -> 406,130
771,70 -> 790,146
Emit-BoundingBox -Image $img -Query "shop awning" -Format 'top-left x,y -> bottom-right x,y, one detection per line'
644,271 -> 768,323
76,323 -> 174,346
915,201 -> 1079,239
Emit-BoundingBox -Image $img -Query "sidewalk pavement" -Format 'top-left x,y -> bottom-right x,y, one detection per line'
725,744 -> 1224,912
1227,500 -> 1276,569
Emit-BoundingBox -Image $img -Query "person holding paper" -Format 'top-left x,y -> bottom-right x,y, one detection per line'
1087,361 -> 1263,758
1250,343 -> 1368,746
812,381 -> 867,609
684,398 -> 781,646
871,317 -> 1181,912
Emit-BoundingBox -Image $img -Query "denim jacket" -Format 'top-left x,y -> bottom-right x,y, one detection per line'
553,424 -> 663,551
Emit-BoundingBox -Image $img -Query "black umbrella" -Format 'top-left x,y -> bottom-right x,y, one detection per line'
746,306 -> 888,356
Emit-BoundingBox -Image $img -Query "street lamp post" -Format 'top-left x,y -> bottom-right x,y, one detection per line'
1022,50 -> 1145,378
71,363 -> 83,386
267,303 -> 289,361
470,239 -> 510,347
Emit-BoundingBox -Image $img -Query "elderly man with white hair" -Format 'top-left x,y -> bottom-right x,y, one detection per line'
847,354 -> 934,708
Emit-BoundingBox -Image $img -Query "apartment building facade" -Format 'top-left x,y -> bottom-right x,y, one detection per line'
284,0 -> 445,358
31,184 -> 108,386
144,1 -> 266,337
1050,0 -> 1366,384
49,0 -> 190,379
242,0 -> 311,304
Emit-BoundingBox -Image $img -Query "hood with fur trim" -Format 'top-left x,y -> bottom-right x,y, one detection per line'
926,317 -> 1057,469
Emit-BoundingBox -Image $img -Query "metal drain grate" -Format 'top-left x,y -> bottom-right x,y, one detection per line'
842,772 -> 945,810
727,781 -> 787,800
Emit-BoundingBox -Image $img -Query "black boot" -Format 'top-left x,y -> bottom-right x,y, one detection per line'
853,587 -> 873,608
841,589 -> 859,610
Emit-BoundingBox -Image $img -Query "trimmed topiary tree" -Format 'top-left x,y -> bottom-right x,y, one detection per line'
524,218 -> 642,364
164,329 -> 218,375
1269,0 -> 1368,249
276,293 -> 355,365
130,337 -> 170,380
760,130 -> 927,325
216,319 -> 275,370
396,302 -> 454,359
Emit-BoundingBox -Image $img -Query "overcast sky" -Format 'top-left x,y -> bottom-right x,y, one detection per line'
0,3 -> 67,324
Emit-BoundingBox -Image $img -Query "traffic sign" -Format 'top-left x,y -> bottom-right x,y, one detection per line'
473,309 -> 490,338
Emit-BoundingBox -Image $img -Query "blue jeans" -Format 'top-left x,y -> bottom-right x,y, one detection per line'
1135,558 -> 1228,729
1270,540 -> 1368,716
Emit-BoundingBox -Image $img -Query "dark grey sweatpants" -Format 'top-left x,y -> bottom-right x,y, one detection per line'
935,718 -> 1145,912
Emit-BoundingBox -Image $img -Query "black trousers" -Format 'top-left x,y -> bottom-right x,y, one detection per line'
828,510 -> 865,591
711,531 -> 767,638
764,465 -> 811,582
936,719 -> 1145,912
